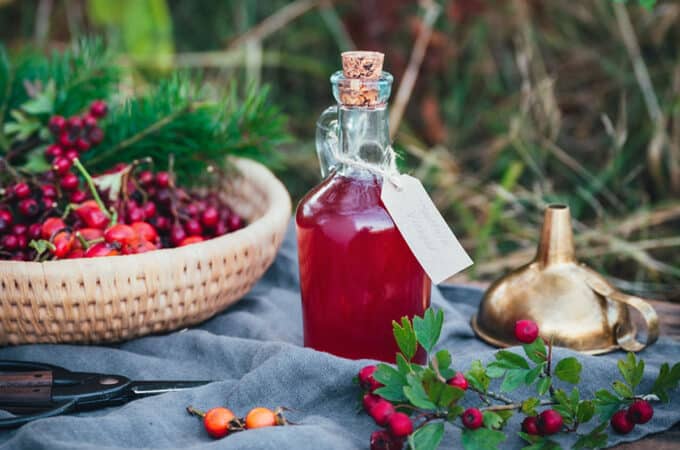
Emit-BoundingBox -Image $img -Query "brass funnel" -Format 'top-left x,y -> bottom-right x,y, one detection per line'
471,204 -> 659,354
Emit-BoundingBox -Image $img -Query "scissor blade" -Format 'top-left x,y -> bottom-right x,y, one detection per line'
128,380 -> 212,397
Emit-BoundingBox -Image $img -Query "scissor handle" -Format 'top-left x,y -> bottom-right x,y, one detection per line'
0,399 -> 77,429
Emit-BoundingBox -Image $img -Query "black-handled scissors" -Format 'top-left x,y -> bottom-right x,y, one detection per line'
0,360 -> 211,428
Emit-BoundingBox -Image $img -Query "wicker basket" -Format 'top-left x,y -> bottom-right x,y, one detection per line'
0,158 -> 291,345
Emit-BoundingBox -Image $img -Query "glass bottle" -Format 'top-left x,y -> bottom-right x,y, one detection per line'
296,52 -> 431,363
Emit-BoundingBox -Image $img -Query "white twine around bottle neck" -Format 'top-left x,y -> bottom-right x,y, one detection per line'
330,143 -> 404,190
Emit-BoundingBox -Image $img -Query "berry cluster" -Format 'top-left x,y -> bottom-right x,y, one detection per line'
187,405 -> 289,439
359,366 -> 412,450
610,399 -> 654,434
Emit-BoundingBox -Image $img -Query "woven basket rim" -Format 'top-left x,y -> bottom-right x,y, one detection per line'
0,157 -> 291,268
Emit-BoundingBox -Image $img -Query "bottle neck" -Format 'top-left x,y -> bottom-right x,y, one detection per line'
337,105 -> 392,176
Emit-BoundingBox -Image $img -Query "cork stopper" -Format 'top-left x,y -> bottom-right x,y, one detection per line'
338,51 -> 385,107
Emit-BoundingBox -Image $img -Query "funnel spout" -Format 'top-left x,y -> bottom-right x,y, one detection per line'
536,204 -> 575,267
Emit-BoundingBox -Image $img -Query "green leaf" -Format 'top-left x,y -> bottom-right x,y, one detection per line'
573,421 -> 608,449
404,374 -> 437,410
554,357 -> 582,384
373,364 -> 408,402
537,377 -> 552,395
29,239 -> 54,256
437,384 -> 464,407
408,422 -> 444,450
495,350 -> 530,370
594,389 -> 625,421
523,338 -> 547,364
412,309 -> 444,354
576,400 -> 595,424
466,360 -> 491,392
501,368 -> 530,392
525,365 -> 543,385
486,363 -> 506,379
18,146 -> 51,173
393,317 -> 418,362
21,79 -> 55,115
522,397 -> 540,416
652,362 -> 680,403
461,428 -> 506,450
431,349 -> 454,380
483,411 -> 505,430
396,353 -> 412,377
612,381 -> 633,399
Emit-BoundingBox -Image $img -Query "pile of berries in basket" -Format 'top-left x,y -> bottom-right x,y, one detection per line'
0,101 -> 244,261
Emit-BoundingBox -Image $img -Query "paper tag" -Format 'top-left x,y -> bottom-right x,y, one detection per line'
381,174 -> 473,284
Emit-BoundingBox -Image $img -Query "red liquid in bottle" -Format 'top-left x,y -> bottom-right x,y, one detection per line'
296,172 -> 431,363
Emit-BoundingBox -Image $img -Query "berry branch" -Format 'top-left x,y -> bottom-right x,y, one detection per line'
356,309 -> 680,450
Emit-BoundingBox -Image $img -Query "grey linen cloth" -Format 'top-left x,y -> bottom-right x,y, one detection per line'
0,223 -> 678,449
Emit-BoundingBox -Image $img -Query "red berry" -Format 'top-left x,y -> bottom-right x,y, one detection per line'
514,319 -> 539,343
78,228 -> 104,241
522,416 -> 539,435
75,137 -> 91,152
184,219 -> 202,236
41,217 -> 66,240
228,214 -> 243,231
202,407 -> 235,439
154,216 -> 171,231
170,224 -> 186,246
1,234 -> 19,251
84,242 -> 119,258
51,231 -> 74,258
12,182 -> 31,198
76,205 -> 109,229
48,115 -> 66,134
155,171 -> 170,188
370,430 -> 403,450
89,100 -> 108,118
369,399 -> 395,426
45,144 -> 63,160
18,198 -> 39,217
12,224 -> 27,236
611,409 -> 635,434
387,412 -> 413,438
537,409 -> 563,435
627,399 -> 653,424
0,209 -> 13,233
131,222 -> 158,244
201,207 -> 219,228
104,224 -> 137,246
358,365 -> 383,392
66,116 -> 83,133
363,393 -> 381,413
138,170 -> 154,187
461,408 -> 483,430
142,201 -> 157,219
41,184 -> 57,199
82,114 -> 98,129
447,372 -> 468,391
65,149 -> 79,162
70,190 -> 87,203
52,157 -> 72,175
28,223 -> 42,240
127,207 -> 145,223
88,127 -> 104,145
16,235 -> 27,249
58,131 -> 75,148
60,173 -> 79,191
179,236 -> 204,246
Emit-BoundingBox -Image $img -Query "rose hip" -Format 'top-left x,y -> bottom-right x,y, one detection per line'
514,319 -> 539,343
369,399 -> 394,426
627,399 -> 653,424
611,409 -> 634,434
387,412 -> 413,438
461,408 -> 483,430
447,372 -> 468,391
537,409 -> 563,435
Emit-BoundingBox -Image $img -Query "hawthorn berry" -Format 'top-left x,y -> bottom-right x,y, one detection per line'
201,207 -> 219,228
369,399 -> 395,426
522,416 -> 539,435
82,114 -> 98,129
60,173 -> 79,191
461,408 -> 483,430
131,222 -> 158,244
88,127 -> 104,145
537,409 -> 563,435
363,393 -> 381,413
41,184 -> 57,199
155,171 -> 170,188
89,100 -> 108,118
142,201 -> 156,219
1,234 -> 19,251
138,170 -> 154,187
70,190 -> 87,203
66,116 -> 83,133
0,210 -> 12,233
179,236 -> 204,246
45,144 -> 63,160
12,224 -> 27,236
48,115 -> 66,134
447,372 -> 468,391
170,225 -> 187,246
41,217 -> 66,240
52,157 -> 72,175
127,207 -> 145,223
611,409 -> 634,434
28,223 -> 42,240
75,137 -> 91,152
203,407 -> 235,439
514,319 -> 539,343
370,430 -> 403,450
12,182 -> 31,199
184,219 -> 203,236
105,224 -> 137,246
18,198 -> 39,217
387,412 -> 413,438
59,131 -> 75,148
358,365 -> 383,392
627,399 -> 653,424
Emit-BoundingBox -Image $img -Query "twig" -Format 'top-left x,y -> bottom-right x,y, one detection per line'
228,0 -> 321,49
481,400 -> 554,412
318,0 -> 356,51
389,0 -> 441,139
34,0 -> 53,48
